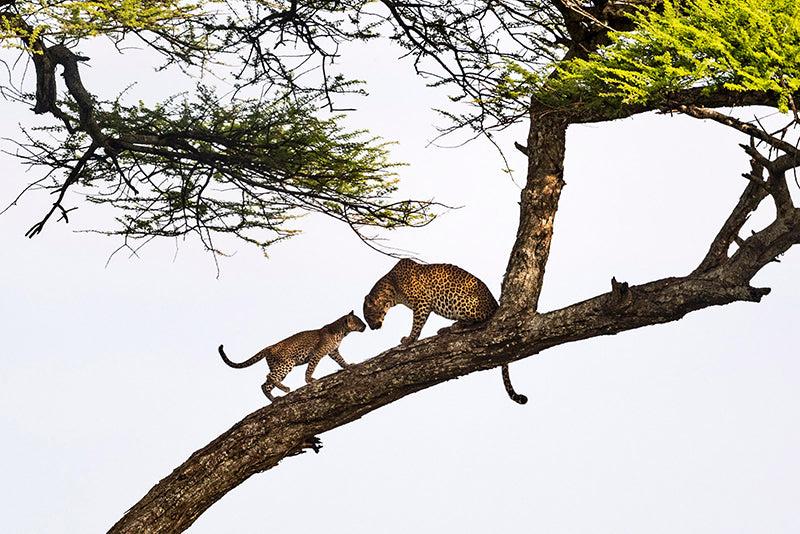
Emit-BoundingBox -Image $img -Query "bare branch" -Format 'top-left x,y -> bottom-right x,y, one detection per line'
24,142 -> 98,238
677,105 -> 800,159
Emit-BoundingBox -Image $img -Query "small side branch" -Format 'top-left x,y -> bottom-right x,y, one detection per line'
695,160 -> 768,273
25,143 -> 98,238
677,105 -> 800,159
689,107 -> 798,274
740,144 -> 795,217
608,277 -> 632,309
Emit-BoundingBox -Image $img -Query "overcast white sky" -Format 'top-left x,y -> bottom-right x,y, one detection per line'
1,33 -> 799,534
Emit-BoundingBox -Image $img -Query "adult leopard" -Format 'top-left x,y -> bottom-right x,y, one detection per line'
363,258 -> 527,404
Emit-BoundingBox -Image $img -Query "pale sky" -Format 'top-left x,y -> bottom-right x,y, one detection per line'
1,35 -> 799,534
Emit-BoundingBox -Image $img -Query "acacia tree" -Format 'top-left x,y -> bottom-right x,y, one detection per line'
2,0 -> 799,532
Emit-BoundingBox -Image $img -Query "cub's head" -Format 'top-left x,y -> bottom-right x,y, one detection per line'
363,283 -> 393,330
345,311 -> 367,332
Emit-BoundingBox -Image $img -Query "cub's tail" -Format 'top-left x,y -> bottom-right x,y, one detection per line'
502,364 -> 528,404
218,344 -> 268,369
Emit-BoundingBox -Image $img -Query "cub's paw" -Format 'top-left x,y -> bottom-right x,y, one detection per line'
400,336 -> 414,346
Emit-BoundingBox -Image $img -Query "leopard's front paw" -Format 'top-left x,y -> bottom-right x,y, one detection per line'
400,336 -> 414,346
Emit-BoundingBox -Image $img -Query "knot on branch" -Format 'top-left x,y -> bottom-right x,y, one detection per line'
608,276 -> 632,308
31,43 -> 101,141
739,141 -> 795,218
285,436 -> 323,457
740,285 -> 771,302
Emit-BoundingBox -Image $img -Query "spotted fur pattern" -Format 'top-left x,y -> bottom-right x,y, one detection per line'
363,258 -> 527,404
218,311 -> 366,401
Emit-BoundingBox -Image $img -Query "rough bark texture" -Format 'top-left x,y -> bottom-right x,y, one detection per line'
500,109 -> 567,315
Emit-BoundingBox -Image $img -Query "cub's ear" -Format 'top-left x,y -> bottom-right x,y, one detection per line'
349,310 -> 355,315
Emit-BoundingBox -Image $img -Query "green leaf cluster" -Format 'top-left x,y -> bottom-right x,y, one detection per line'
21,86 -> 432,251
526,0 -> 800,113
2,1 -> 444,250
1,0 -> 205,48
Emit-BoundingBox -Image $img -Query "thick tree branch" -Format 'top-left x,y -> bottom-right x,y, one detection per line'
108,233 -> 788,533
695,161 -> 768,273
569,88 -> 797,126
499,107 -> 568,315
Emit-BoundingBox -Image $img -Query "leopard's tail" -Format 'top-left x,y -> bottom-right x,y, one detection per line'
218,344 -> 268,369
502,364 -> 528,404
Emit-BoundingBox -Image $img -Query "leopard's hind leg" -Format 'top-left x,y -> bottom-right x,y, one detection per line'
261,370 -> 291,401
260,381 -> 276,401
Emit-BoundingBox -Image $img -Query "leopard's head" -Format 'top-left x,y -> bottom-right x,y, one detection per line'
346,311 -> 367,332
363,281 -> 394,330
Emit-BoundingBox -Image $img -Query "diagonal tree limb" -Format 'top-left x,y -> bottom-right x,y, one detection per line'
43,44 -> 107,148
106,221 -> 794,534
694,163 -> 768,274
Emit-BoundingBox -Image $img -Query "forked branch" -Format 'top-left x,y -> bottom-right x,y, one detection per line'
691,108 -> 799,274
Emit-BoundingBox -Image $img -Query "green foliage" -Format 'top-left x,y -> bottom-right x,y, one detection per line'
1,0 -> 205,48
1,0 -> 444,251
18,85 -> 432,251
507,0 -> 800,113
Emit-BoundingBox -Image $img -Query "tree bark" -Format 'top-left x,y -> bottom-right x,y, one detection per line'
500,107 -> 568,315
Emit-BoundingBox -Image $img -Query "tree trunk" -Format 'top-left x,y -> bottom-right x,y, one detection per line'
500,107 -> 568,315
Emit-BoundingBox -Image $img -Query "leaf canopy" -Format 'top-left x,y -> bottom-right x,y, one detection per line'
546,0 -> 800,112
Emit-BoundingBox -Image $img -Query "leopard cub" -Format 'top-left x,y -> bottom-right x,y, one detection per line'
218,311 -> 366,401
